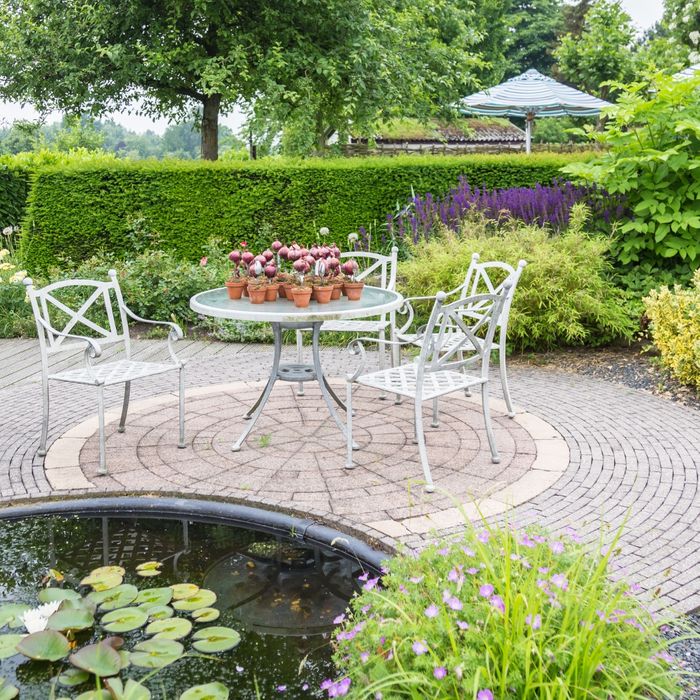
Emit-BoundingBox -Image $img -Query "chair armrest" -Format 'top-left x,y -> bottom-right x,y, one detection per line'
35,316 -> 103,359
120,304 -> 184,366
346,335 -> 423,382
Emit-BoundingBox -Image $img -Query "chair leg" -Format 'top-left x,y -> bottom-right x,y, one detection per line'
481,382 -> 500,464
499,346 -> 515,418
378,328 -> 387,400
97,384 -> 107,475
118,381 -> 131,433
296,330 -> 305,396
345,382 -> 355,469
414,400 -> 435,492
461,350 -> 472,397
38,374 -> 49,457
178,367 -> 186,448
431,397 -> 439,428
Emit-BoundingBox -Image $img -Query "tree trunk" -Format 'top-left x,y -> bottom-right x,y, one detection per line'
201,94 -> 221,160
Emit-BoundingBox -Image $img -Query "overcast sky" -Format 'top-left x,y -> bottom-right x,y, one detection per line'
0,0 -> 666,135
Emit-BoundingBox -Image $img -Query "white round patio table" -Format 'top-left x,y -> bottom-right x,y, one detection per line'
190,286 -> 404,451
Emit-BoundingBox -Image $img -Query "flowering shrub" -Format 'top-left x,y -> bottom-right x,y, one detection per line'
644,269 -> 700,388
330,521 -> 681,699
0,241 -> 31,337
385,179 -> 625,244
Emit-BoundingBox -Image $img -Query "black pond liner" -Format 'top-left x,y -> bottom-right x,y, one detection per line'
0,495 -> 389,574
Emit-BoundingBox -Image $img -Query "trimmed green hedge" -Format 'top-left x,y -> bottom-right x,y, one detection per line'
20,153 -> 584,269
0,163 -> 29,228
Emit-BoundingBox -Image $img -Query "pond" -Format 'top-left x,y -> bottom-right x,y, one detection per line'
0,508 -> 374,699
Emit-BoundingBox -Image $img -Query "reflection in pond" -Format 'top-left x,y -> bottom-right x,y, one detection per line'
0,514 -> 367,699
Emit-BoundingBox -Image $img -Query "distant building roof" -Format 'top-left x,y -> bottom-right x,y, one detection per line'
352,119 -> 525,145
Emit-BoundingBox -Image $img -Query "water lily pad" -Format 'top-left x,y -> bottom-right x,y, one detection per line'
57,667 -> 90,687
170,583 -> 199,600
179,683 -> 229,700
134,587 -> 172,607
101,607 -> 148,633
86,565 -> 126,578
16,630 -> 70,661
107,678 -> 150,700
0,604 -> 31,629
146,617 -> 192,640
46,607 -> 94,632
192,607 -> 220,623
0,678 -> 19,700
135,562 -> 162,578
105,678 -> 151,700
82,572 -> 123,592
0,635 -> 24,660
191,627 -> 241,653
139,605 -> 174,621
173,589 -> 217,612
76,691 -> 111,700
88,584 -> 138,611
38,588 -> 81,604
129,638 -> 184,668
70,639 -> 122,677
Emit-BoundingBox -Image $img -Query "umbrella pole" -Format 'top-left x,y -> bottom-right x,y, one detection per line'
525,112 -> 533,154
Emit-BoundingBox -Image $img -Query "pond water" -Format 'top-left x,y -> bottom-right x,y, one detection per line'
0,513 -> 367,699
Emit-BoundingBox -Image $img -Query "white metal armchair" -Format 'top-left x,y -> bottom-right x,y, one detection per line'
397,253 -> 526,417
346,284 -> 510,492
24,270 -> 186,475
296,246 -> 399,400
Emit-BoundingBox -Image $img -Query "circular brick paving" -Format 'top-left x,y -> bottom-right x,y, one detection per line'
0,340 -> 698,615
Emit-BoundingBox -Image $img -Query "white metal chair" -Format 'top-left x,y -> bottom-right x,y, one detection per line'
296,246 -> 399,400
397,253 -> 526,417
24,270 -> 186,475
345,284 -> 510,492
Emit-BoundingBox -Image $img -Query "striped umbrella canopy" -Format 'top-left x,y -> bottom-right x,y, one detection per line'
458,68 -> 612,153
673,63 -> 700,80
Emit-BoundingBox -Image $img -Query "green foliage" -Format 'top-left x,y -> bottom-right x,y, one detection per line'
662,0 -> 700,53
645,269 -> 700,388
332,519 -> 681,699
554,0 -> 635,100
398,209 -> 636,351
0,163 -> 29,228
19,153 -> 580,269
564,73 -> 700,266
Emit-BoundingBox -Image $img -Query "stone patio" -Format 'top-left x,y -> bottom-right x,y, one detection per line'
0,338 -> 698,614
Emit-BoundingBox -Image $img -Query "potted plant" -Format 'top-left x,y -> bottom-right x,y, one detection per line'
247,261 -> 267,304
342,259 -> 364,300
291,259 -> 312,308
241,249 -> 255,297
225,250 -> 247,299
327,258 -> 343,299
263,263 -> 279,301
312,259 -> 334,304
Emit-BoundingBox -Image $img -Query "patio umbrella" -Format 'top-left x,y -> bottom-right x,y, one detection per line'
673,63 -> 700,80
458,68 -> 612,153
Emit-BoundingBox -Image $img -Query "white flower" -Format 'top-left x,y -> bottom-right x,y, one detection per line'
690,30 -> 700,46
2,226 -> 13,236
0,249 -> 9,260
21,601 -> 61,633
347,232 -> 359,243
9,270 -> 27,283
319,226 -> 330,236
0,262 -> 14,271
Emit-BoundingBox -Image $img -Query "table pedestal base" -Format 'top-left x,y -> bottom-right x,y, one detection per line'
232,321 -> 355,452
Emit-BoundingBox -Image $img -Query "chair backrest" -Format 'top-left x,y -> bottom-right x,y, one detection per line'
458,253 -> 526,337
340,246 -> 399,291
24,271 -> 131,360
418,285 -> 510,379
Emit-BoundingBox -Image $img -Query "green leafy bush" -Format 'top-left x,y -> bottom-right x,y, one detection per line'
564,73 -> 700,266
0,162 -> 29,228
644,269 -> 700,388
18,153 -> 583,269
331,520 -> 681,699
398,208 -> 636,350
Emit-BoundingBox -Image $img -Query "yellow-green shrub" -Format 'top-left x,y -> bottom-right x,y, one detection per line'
644,269 -> 700,388
398,208 -> 636,351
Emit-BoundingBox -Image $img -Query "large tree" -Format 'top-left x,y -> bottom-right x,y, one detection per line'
0,0 -> 509,160
554,0 -> 635,99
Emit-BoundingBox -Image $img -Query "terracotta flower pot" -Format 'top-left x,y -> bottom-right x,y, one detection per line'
292,286 -> 312,308
331,284 -> 343,300
265,283 -> 279,302
248,285 -> 267,304
343,281 -> 365,301
314,285 -> 333,304
311,286 -> 319,301
225,279 -> 246,300
243,283 -> 250,297
282,282 -> 294,300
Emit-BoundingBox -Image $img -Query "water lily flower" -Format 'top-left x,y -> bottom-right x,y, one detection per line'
21,601 -> 61,633
433,666 -> 447,679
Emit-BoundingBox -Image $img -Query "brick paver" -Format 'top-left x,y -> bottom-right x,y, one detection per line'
0,339 -> 698,614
